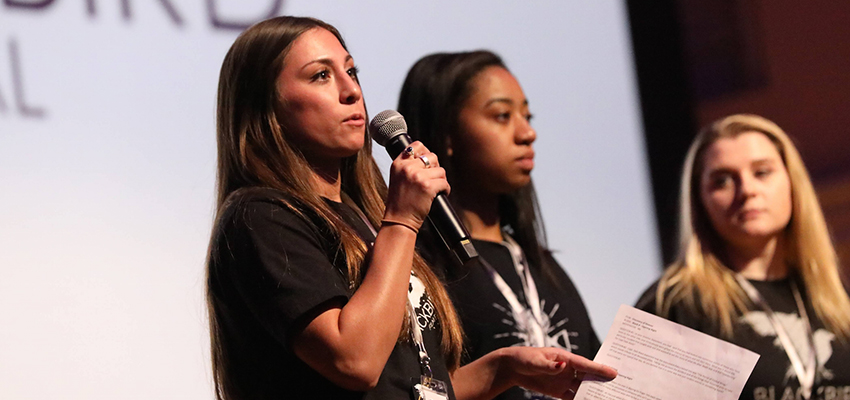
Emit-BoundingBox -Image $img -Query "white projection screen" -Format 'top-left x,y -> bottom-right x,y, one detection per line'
0,1 -> 661,398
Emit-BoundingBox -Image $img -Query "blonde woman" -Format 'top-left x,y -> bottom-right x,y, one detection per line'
636,114 -> 850,400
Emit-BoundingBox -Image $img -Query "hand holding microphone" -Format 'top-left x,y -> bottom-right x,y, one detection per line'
370,110 -> 478,265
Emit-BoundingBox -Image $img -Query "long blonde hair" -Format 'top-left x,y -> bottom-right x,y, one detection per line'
207,16 -> 463,400
655,114 -> 850,340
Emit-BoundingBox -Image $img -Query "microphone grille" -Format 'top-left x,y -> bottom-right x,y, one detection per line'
369,110 -> 407,146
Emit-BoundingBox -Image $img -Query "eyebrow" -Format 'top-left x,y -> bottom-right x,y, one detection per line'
751,158 -> 779,165
706,167 -> 734,176
300,55 -> 353,71
706,158 -> 778,174
484,98 -> 529,107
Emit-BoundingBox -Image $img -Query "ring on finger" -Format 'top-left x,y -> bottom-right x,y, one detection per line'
419,155 -> 431,168
404,146 -> 415,158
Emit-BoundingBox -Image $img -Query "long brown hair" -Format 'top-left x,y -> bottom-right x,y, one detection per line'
207,16 -> 463,400
397,50 -> 561,287
655,114 -> 850,340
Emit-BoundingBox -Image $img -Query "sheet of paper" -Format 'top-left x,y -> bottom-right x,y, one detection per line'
575,305 -> 759,400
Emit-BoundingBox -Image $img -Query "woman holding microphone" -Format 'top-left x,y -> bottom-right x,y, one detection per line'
206,17 -> 615,400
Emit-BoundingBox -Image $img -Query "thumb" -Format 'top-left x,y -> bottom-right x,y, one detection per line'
529,351 -> 570,376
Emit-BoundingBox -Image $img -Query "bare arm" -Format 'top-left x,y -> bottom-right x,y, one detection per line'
291,143 -> 447,391
451,347 -> 617,400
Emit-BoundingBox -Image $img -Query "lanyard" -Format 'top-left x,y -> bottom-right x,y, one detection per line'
479,234 -> 553,349
735,275 -> 817,400
407,297 -> 434,379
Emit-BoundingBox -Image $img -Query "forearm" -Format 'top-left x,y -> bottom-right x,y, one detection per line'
294,223 -> 418,389
336,224 -> 417,362
451,348 -> 514,400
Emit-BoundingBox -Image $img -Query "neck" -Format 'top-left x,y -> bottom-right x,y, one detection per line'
454,188 -> 503,242
309,161 -> 343,202
726,236 -> 788,281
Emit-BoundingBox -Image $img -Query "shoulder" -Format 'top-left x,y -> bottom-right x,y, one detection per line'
536,250 -> 590,298
211,188 -> 332,260
634,280 -> 663,314
540,251 -> 571,281
634,276 -> 712,332
218,188 -> 318,234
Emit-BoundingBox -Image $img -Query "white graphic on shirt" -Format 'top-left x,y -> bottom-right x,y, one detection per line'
492,300 -> 573,400
409,275 -> 436,331
493,300 -> 574,351
741,311 -> 835,381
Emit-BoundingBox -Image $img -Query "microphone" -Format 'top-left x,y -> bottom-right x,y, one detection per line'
370,110 -> 478,265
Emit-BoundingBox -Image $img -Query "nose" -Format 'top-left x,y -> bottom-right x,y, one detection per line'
339,73 -> 361,105
737,173 -> 757,200
516,116 -> 536,145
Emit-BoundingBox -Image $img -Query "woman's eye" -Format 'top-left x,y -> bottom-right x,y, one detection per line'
347,66 -> 360,81
710,175 -> 733,189
525,113 -> 534,122
495,112 -> 511,122
754,168 -> 773,178
311,70 -> 331,81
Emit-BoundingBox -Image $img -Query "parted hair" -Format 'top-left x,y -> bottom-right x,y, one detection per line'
397,50 -> 563,289
207,16 -> 463,400
655,114 -> 850,340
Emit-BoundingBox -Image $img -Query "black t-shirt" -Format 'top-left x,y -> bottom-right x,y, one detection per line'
636,277 -> 850,400
208,188 -> 455,400
441,238 -> 601,400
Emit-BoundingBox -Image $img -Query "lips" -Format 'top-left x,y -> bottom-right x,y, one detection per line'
516,150 -> 535,170
343,113 -> 364,122
738,209 -> 764,221
343,112 -> 365,127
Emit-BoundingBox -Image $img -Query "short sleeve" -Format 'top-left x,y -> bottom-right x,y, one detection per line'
210,197 -> 351,348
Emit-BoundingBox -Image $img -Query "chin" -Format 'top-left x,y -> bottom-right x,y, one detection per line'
729,227 -> 784,244
339,148 -> 362,159
739,220 -> 783,234
509,173 -> 532,186
340,141 -> 366,158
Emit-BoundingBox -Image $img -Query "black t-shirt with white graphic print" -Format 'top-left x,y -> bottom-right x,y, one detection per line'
636,277 -> 850,400
208,188 -> 455,400
440,238 -> 600,400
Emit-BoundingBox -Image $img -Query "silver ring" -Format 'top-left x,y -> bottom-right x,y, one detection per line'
568,388 -> 576,394
419,155 -> 431,168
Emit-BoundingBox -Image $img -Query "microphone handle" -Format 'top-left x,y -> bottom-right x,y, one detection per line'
385,135 -> 478,265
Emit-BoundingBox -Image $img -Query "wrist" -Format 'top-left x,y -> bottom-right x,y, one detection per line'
493,347 -> 519,389
380,219 -> 419,234
381,210 -> 424,231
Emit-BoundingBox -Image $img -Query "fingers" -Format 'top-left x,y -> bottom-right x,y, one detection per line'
397,141 -> 440,169
564,354 -> 617,381
385,141 -> 450,226
558,374 -> 583,400
518,347 -> 617,380
392,141 -> 446,196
